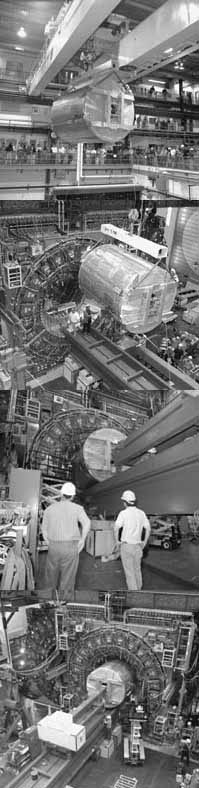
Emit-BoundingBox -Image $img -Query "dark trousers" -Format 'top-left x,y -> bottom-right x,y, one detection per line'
83,318 -> 91,333
45,540 -> 79,601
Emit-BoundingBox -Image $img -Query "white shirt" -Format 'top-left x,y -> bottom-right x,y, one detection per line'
114,506 -> 151,547
70,311 -> 80,328
42,499 -> 90,544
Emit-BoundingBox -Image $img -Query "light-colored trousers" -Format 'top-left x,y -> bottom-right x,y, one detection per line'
120,543 -> 143,591
45,540 -> 79,601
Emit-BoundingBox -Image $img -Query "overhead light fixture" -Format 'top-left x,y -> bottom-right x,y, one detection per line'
15,45 -> 24,51
148,79 -> 165,84
17,26 -> 27,38
147,447 -> 157,455
174,61 -> 184,70
0,113 -> 32,127
164,47 -> 173,54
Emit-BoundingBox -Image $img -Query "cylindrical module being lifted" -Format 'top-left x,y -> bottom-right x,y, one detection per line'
79,244 -> 177,334
51,74 -> 135,144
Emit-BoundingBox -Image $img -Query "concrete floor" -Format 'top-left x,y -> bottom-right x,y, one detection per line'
37,539 -> 199,593
73,748 -> 177,788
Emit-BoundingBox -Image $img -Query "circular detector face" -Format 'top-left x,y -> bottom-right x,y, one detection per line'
87,661 -> 132,707
83,427 -> 126,481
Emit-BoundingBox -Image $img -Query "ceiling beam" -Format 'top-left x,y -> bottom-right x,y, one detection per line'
86,432 -> 199,515
124,0 -> 155,12
28,0 -> 120,96
118,0 -> 199,74
112,393 -> 199,466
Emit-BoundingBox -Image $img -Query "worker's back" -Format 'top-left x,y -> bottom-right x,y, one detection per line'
118,505 -> 149,544
43,499 -> 83,542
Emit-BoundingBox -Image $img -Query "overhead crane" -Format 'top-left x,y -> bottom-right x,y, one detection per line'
27,0 -> 120,96
27,0 -> 199,96
118,0 -> 199,77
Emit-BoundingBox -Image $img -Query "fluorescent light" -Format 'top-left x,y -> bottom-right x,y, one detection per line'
0,113 -> 32,127
148,79 -> 165,84
164,47 -> 173,54
17,26 -> 27,38
15,45 -> 24,51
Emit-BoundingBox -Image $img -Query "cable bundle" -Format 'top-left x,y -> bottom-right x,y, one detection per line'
1,530 -> 34,591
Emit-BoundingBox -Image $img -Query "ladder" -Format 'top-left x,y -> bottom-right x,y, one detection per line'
176,625 -> 190,670
162,648 -> 176,668
131,744 -> 140,759
154,715 -> 166,738
131,720 -> 141,742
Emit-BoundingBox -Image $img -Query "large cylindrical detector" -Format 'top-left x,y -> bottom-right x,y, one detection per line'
79,244 -> 177,334
51,75 -> 135,144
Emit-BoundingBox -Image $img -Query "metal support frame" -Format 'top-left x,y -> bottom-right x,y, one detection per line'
28,0 -> 120,95
113,392 -> 199,466
86,433 -> 199,515
76,143 -> 84,186
118,0 -> 199,76
57,199 -> 65,232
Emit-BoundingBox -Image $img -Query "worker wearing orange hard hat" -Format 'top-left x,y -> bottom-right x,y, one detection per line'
114,490 -> 151,591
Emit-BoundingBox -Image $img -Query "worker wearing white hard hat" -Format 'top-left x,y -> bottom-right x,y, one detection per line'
41,481 -> 90,601
114,490 -> 151,591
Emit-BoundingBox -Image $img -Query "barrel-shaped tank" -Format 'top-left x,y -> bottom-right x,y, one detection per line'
87,661 -> 133,707
51,75 -> 135,144
79,244 -> 177,334
166,207 -> 199,284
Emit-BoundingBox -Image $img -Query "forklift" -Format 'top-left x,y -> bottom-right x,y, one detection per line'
149,517 -> 182,551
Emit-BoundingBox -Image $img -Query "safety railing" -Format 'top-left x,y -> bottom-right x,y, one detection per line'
1,151 -> 199,174
0,154 -> 77,167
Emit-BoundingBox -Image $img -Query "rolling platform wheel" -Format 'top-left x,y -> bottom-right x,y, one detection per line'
163,540 -> 170,550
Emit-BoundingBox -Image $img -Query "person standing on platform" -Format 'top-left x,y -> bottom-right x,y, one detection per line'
41,482 -> 90,601
69,306 -> 81,334
114,490 -> 151,590
82,305 -> 92,333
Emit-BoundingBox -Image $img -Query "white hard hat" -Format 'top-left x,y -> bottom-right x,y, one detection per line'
61,482 -> 76,497
121,490 -> 136,504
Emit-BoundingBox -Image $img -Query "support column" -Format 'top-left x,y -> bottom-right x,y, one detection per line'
57,199 -> 65,231
76,143 -> 84,186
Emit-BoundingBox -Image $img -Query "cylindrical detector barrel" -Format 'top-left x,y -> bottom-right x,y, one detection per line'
79,244 -> 177,334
